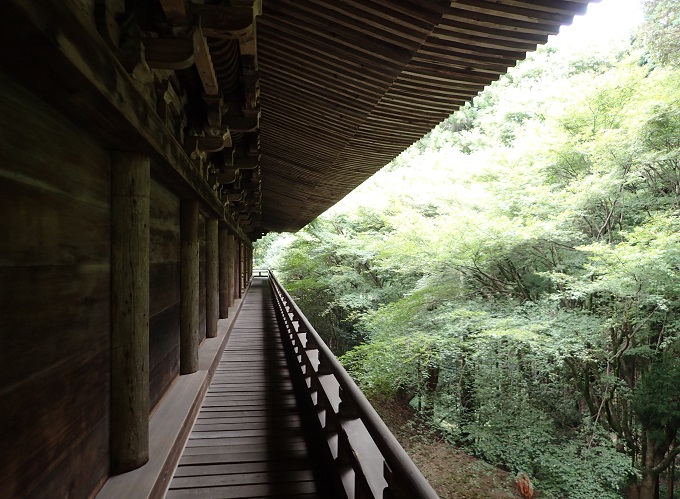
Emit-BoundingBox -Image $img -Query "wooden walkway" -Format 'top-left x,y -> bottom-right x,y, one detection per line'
166,278 -> 325,498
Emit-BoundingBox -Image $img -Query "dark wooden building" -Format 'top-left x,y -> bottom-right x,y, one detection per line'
0,1 -> 592,497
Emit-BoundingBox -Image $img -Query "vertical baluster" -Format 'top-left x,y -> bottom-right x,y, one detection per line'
383,461 -> 395,499
339,385 -> 359,420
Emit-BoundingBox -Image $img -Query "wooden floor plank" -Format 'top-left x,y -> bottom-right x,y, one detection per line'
166,480 -> 317,498
178,448 -> 310,465
170,469 -> 314,488
172,460 -> 314,477
181,441 -> 310,456
191,422 -> 302,433
167,277 -> 321,498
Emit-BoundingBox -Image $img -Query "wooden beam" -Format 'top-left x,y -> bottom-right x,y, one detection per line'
205,218 -> 219,338
217,169 -> 239,184
94,0 -> 125,49
143,36 -> 196,70
159,0 -> 188,24
194,4 -> 255,38
1,1 -> 252,242
194,27 -> 220,96
185,133 -> 232,153
180,200 -> 199,375
224,115 -> 259,132
110,152 -> 150,475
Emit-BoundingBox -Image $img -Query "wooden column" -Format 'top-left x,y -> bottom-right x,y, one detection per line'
244,244 -> 249,284
205,218 -> 219,338
239,241 -> 245,297
247,245 -> 252,281
226,234 -> 234,307
180,200 -> 199,374
228,234 -> 238,302
218,227 -> 230,318
244,245 -> 249,284
110,152 -> 150,474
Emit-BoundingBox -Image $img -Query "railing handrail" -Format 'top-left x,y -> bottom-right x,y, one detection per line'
268,270 -> 439,499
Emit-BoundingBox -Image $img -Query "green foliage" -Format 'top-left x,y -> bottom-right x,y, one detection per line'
639,0 -> 680,67
633,354 -> 680,444
257,29 -> 680,497
533,426 -> 634,499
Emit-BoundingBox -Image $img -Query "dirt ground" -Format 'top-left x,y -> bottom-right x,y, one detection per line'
371,398 -> 523,499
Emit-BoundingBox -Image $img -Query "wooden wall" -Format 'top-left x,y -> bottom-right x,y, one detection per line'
149,180 -> 181,411
0,70 -> 111,497
0,69 -> 217,497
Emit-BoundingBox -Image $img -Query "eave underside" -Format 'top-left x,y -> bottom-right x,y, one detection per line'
257,0 -> 591,232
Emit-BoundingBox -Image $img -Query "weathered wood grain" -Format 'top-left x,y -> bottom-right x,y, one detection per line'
199,215 -> 207,341
0,0 -> 237,231
149,180 -> 181,411
205,218 -> 219,338
0,70 -> 111,498
111,152 -> 151,474
228,234 -> 238,306
0,351 -> 109,497
218,228 -> 231,318
149,304 -> 181,410
98,292 -> 248,499
168,278 -> 322,498
180,200 -> 199,374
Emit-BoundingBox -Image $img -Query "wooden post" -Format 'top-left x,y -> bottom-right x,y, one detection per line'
224,234 -> 234,307
205,218 -> 219,338
180,200 -> 199,374
110,152 -> 150,474
218,227 -> 230,318
239,240 -> 245,297
228,234 -> 238,305
247,244 -> 252,281
243,243 -> 250,289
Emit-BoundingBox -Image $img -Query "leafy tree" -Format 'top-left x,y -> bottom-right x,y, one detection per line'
256,33 -> 680,498
639,0 -> 680,67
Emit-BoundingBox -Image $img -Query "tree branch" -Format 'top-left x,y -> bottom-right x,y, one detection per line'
652,444 -> 680,475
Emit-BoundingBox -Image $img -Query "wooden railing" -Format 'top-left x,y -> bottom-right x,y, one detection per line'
268,271 -> 440,499
253,268 -> 269,278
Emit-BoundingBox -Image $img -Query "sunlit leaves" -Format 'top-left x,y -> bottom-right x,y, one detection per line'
253,31 -> 680,497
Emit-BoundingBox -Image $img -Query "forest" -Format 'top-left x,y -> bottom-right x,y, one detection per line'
255,2 -> 680,497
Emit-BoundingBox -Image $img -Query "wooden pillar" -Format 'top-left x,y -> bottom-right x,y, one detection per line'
110,152 -> 150,474
240,240 -> 245,297
243,246 -> 248,286
180,200 -> 199,374
244,245 -> 249,284
205,218 -> 219,338
225,234 -> 234,307
218,227 -> 230,318
227,234 -> 235,305
247,245 -> 252,281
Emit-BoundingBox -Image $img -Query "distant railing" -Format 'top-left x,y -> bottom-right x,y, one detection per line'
268,270 -> 439,499
253,268 -> 269,278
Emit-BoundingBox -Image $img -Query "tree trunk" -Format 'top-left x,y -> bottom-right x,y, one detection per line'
638,471 -> 658,499
637,438 -> 669,499
665,455 -> 674,499
422,363 -> 439,420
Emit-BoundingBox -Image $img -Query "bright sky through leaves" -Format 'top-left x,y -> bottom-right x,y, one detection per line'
549,0 -> 644,50
327,0 -> 647,216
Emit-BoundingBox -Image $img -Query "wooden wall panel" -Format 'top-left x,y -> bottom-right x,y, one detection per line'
149,304 -> 180,409
149,179 -> 180,411
0,70 -> 110,498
